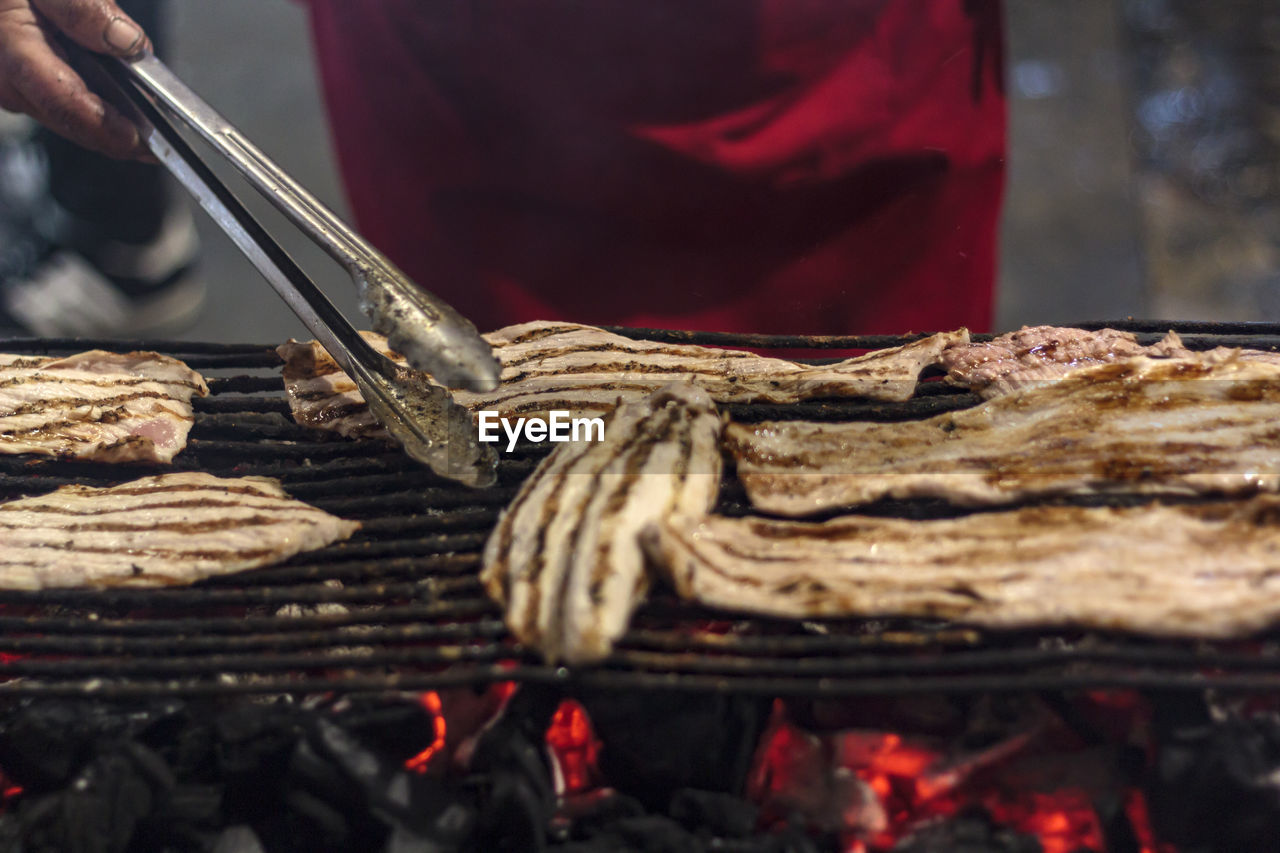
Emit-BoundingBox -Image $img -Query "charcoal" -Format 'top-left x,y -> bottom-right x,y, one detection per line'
602,815 -> 703,853
212,825 -> 267,853
552,785 -> 827,853
0,697 -> 482,853
551,816 -> 829,853
310,717 -> 475,848
289,738 -> 366,818
762,825 -> 826,853
282,788 -> 355,850
266,714 -> 479,852
567,791 -> 647,833
2,750 -> 160,853
470,685 -> 560,853
475,767 -> 553,853
337,699 -> 441,766
0,692 -> 865,853
559,813 -> 700,853
314,718 -> 406,802
555,835 -> 629,845
552,839 -> 631,853
668,789 -> 757,838
154,784 -> 222,829
385,818 -> 476,853
890,811 -> 1043,853
0,703 -> 93,792
575,690 -> 770,810
215,704 -> 305,788
785,696 -> 968,736
470,684 -> 560,783
1147,697 -> 1280,852
0,700 -> 182,793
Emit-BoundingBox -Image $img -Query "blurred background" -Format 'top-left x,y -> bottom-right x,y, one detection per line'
1001,0 -> 1280,329
5,0 -> 1280,342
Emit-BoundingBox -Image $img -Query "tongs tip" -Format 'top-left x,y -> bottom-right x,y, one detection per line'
362,275 -> 502,392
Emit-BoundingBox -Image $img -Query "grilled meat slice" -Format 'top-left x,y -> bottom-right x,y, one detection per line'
480,383 -> 722,664
276,332 -> 388,440
645,497 -> 1280,639
728,350 -> 1280,515
942,326 -> 1173,397
0,472 -> 359,588
479,321 -> 967,411
942,325 -> 1280,398
0,350 -> 208,463
277,322 -> 967,439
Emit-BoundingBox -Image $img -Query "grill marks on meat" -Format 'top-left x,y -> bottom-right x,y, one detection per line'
480,321 -> 967,411
942,325 -> 1280,397
0,472 -> 359,588
728,351 -> 1280,515
644,497 -> 1280,638
942,326 -> 1167,397
0,351 -> 209,463
480,384 -> 722,663
277,333 -> 387,439
277,322 -> 967,439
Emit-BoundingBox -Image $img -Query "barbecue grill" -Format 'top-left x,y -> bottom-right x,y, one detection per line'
3,319 -> 1280,702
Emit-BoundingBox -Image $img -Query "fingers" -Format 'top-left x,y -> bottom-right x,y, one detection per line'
0,22 -> 143,157
30,0 -> 147,57
0,85 -> 38,119
0,1 -> 149,158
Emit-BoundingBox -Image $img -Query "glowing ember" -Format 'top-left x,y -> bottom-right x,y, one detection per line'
984,790 -> 1104,853
745,697 -> 1168,852
749,705 -> 890,837
545,699 -> 601,795
404,691 -> 448,774
397,686 -> 1174,850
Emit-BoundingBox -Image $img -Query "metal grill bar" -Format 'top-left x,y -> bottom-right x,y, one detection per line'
7,670 -> 1280,701
0,321 -> 1278,699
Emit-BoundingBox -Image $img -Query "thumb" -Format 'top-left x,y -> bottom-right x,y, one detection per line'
31,0 -> 149,57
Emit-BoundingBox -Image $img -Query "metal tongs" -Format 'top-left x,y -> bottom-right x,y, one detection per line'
86,50 -> 500,487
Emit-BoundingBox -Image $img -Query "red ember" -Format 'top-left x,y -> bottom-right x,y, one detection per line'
545,699 -> 601,795
745,696 -> 1169,852
404,691 -> 448,774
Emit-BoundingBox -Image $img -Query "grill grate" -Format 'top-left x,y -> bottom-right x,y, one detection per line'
2,321 -> 1280,699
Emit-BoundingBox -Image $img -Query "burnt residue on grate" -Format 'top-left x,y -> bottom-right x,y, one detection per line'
3,324 -> 1280,698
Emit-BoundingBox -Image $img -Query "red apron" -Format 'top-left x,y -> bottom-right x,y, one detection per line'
302,0 -> 1005,335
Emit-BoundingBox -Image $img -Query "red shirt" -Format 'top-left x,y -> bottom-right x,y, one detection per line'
303,0 -> 1006,335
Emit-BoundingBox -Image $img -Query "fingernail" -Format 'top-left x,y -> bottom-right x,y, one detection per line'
103,17 -> 145,55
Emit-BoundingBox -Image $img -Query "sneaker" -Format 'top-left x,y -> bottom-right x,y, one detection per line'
0,127 -> 206,339
0,205 -> 205,338
0,131 -> 45,214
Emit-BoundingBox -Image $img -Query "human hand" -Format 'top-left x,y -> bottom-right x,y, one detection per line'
0,0 -> 150,158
